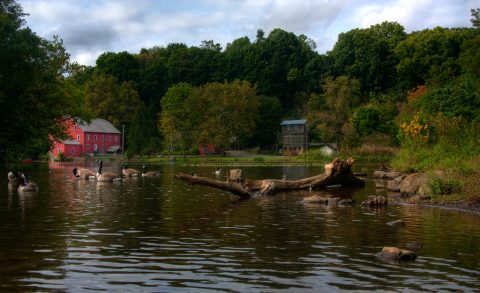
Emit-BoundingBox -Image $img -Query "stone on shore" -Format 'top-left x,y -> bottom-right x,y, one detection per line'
373,170 -> 403,180
399,173 -> 428,195
386,175 -> 407,192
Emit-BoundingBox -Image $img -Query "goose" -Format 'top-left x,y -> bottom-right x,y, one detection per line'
142,165 -> 161,177
214,165 -> 221,176
72,167 -> 96,179
122,164 -> 140,177
7,171 -> 18,182
17,173 -> 38,192
96,160 -> 122,182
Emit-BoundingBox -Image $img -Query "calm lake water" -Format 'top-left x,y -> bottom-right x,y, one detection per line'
1,161 -> 479,292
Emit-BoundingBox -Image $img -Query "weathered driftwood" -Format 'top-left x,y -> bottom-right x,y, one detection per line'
173,173 -> 253,198
174,158 -> 365,198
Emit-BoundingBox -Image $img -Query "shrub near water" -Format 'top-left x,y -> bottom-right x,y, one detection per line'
427,176 -> 462,196
392,112 -> 480,203
392,114 -> 480,173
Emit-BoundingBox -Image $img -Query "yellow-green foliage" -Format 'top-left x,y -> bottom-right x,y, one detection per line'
399,114 -> 429,144
392,113 -> 480,173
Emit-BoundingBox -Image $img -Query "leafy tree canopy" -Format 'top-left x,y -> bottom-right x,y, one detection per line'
0,0 -> 86,160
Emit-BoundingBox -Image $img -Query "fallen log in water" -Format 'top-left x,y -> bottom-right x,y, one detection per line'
174,158 -> 365,198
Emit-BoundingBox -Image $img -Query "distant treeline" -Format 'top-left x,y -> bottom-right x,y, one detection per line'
1,0 -> 479,161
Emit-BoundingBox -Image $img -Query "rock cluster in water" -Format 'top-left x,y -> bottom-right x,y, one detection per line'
373,170 -> 433,196
361,195 -> 388,206
302,195 -> 356,206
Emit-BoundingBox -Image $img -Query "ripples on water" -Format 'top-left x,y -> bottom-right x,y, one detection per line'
0,162 -> 479,292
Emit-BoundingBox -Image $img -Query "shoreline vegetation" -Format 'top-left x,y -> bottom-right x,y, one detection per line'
37,143 -> 480,213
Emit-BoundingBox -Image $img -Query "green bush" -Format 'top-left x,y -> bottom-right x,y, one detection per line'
57,152 -> 66,162
125,150 -> 133,159
392,113 -> 480,173
427,176 -> 462,196
352,105 -> 381,136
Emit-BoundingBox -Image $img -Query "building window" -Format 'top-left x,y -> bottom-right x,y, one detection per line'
58,148 -> 61,154
77,134 -> 80,140
115,136 -> 118,142
94,144 -> 98,152
94,135 -> 97,141
86,144 -> 90,151
108,135 -> 112,141
71,149 -> 75,155
86,134 -> 90,141
74,125 -> 77,130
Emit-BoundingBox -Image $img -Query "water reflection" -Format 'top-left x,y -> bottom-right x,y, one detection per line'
0,162 -> 478,292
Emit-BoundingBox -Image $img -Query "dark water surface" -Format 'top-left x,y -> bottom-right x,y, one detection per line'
1,161 -> 479,292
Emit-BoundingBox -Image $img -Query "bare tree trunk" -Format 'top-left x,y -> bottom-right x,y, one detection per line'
174,158 -> 364,198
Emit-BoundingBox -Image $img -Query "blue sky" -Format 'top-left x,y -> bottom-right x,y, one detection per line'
19,0 -> 478,66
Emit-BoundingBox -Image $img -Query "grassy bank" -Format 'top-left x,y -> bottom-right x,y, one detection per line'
297,145 -> 397,163
125,154 -> 306,166
391,138 -> 480,204
82,144 -> 396,167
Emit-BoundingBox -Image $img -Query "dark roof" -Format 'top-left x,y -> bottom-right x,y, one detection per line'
281,119 -> 306,126
78,119 -> 121,134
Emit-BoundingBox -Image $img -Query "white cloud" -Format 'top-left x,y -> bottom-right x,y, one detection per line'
75,50 -> 105,66
352,0 -> 471,31
18,0 -> 475,65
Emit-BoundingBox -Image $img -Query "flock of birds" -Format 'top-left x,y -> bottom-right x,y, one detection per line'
73,159 -> 161,182
8,159 -> 162,193
7,170 -> 39,192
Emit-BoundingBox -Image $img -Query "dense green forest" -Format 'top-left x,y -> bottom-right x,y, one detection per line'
1,0 -> 479,169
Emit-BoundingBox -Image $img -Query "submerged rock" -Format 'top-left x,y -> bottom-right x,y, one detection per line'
406,242 -> 424,251
387,219 -> 406,227
353,172 -> 368,177
338,198 -> 356,205
303,196 -> 355,206
327,197 -> 341,206
302,195 -> 328,204
376,246 -> 417,261
361,195 -> 388,207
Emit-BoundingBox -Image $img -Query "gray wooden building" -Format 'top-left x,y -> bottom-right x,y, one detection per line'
281,119 -> 307,155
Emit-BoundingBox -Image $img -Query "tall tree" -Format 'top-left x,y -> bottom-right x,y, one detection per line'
0,0 -> 85,160
159,81 -> 259,151
328,21 -> 406,94
471,8 -> 480,28
127,103 -> 161,155
95,51 -> 141,84
244,95 -> 283,148
159,83 -> 196,153
193,80 -> 259,149
394,27 -> 476,89
310,76 -> 360,150
84,74 -> 142,129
